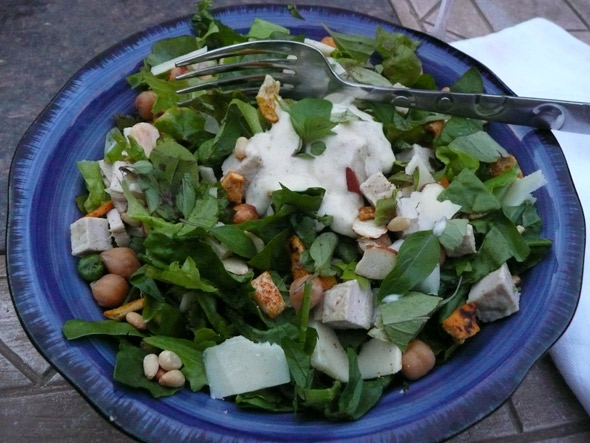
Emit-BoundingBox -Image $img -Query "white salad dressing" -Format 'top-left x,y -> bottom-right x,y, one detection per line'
221,103 -> 395,237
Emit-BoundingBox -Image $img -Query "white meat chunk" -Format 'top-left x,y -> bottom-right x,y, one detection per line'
359,171 -> 396,207
467,263 -> 519,322
70,217 -> 113,256
445,223 -> 477,257
203,336 -> 290,399
309,320 -> 349,382
322,280 -> 373,329
357,338 -> 402,379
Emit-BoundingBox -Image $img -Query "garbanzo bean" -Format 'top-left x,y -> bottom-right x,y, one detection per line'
401,339 -> 436,380
90,273 -> 128,308
100,247 -> 141,279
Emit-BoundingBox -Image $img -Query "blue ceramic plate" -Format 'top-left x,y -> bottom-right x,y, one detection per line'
7,5 -> 584,442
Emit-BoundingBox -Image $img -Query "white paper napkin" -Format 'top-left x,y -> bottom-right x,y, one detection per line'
451,18 -> 590,416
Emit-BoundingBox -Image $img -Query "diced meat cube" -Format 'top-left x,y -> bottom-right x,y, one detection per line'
309,320 -> 349,382
70,217 -> 113,256
467,263 -> 519,322
359,172 -> 396,207
358,338 -> 402,379
203,336 -> 290,399
220,171 -> 245,204
322,280 -> 373,329
445,223 -> 477,257
251,271 -> 286,318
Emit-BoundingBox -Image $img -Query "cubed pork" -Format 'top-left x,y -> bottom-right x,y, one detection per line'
70,217 -> 113,256
322,280 -> 373,329
467,263 -> 519,322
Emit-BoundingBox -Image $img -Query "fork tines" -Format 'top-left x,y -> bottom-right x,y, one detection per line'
174,40 -> 300,96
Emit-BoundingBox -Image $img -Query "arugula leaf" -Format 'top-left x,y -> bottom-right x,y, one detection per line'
143,335 -> 208,391
191,0 -> 247,49
324,25 -> 376,62
271,185 -> 325,214
144,257 -> 217,292
377,231 -> 440,300
283,98 -> 337,145
211,225 -> 258,259
236,389 -> 294,412
154,107 -> 207,147
77,161 -> 110,213
438,169 -> 501,214
450,67 -> 484,93
114,341 -> 180,398
247,18 -> 290,39
281,336 -> 314,388
378,292 -> 442,351
287,4 -> 305,20
63,319 -> 145,340
449,131 -> 508,163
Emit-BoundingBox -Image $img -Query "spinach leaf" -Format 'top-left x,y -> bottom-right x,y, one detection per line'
435,117 -> 484,147
113,341 -> 180,398
438,169 -> 501,214
271,185 -> 325,214
211,225 -> 258,259
309,232 -> 339,276
375,26 -> 422,87
378,292 -> 442,351
377,231 -> 440,300
154,107 -> 207,147
248,229 -> 291,272
281,336 -> 314,388
143,335 -> 208,391
435,145 -> 480,181
62,319 -> 145,340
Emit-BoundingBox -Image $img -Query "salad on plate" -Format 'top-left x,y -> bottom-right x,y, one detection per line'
63,1 -> 552,420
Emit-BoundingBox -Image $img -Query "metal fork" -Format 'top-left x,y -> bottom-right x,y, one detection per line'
174,40 -> 590,134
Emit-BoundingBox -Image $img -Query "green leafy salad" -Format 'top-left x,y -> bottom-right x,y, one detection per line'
64,2 -> 551,420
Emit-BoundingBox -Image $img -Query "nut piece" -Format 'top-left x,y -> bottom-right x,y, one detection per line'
158,350 -> 183,371
125,311 -> 147,330
220,171 -> 245,204
159,369 -> 186,388
251,271 -> 286,318
256,75 -> 281,123
441,303 -> 480,343
143,354 -> 159,380
234,136 -> 249,160
135,90 -> 157,120
104,297 -> 145,321
358,206 -> 375,221
233,203 -> 259,224
387,216 -> 411,232
90,274 -> 128,308
401,339 -> 436,380
155,368 -> 166,381
425,120 -> 444,138
100,247 -> 141,279
490,154 -> 523,178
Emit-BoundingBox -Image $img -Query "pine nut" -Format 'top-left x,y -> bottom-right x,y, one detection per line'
143,354 -> 159,380
387,216 -> 411,232
159,369 -> 186,388
155,368 -> 167,381
125,311 -> 147,330
158,350 -> 183,371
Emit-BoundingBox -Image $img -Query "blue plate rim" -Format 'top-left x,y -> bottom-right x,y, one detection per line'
6,3 -> 585,442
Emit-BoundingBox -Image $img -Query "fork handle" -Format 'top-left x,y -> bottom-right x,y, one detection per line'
356,86 -> 590,134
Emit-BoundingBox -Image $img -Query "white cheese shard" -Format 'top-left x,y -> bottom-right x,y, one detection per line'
124,122 -> 160,157
359,172 -> 396,207
203,336 -> 290,399
467,263 -> 519,322
222,257 -> 250,275
357,338 -> 402,379
322,280 -> 373,329
108,161 -> 143,202
309,320 -> 349,382
352,218 -> 389,238
355,246 -> 397,280
106,208 -> 129,247
503,170 -> 547,207
70,217 -> 113,256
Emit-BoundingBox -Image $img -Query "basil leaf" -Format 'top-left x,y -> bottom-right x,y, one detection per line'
154,107 -> 207,147
449,131 -> 508,163
211,225 -> 258,259
435,145 -> 480,181
435,117 -> 484,147
281,336 -> 313,388
450,67 -> 484,93
145,35 -> 199,68
324,26 -> 376,62
378,231 -> 440,300
284,98 -> 337,144
309,232 -> 339,275
374,197 -> 396,225
247,18 -> 290,39
438,219 -> 469,251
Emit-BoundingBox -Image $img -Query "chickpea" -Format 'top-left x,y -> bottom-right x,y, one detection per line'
289,276 -> 324,312
401,339 -> 436,380
233,203 -> 259,224
100,247 -> 141,279
90,273 -> 129,308
134,90 -> 157,120
168,66 -> 188,80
